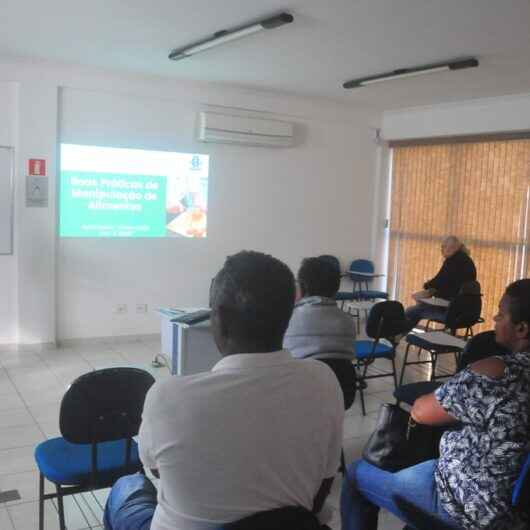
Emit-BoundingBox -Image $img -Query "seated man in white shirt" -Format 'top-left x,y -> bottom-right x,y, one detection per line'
103,250 -> 344,530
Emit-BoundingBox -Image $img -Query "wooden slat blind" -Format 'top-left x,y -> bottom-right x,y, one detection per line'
389,139 -> 530,331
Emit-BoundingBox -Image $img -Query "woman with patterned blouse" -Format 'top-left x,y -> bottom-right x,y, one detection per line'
341,279 -> 530,530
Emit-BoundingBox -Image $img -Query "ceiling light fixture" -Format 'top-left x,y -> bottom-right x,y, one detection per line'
168,12 -> 294,61
343,57 -> 479,89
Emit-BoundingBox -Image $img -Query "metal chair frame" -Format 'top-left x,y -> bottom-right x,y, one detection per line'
355,308 -> 401,416
37,367 -> 154,530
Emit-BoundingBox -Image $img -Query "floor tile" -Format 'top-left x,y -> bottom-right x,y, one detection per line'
326,472 -> 343,509
343,412 -> 378,439
78,350 -> 123,363
0,408 -> 36,428
343,435 -> 369,464
0,470 -> 39,505
27,403 -> 61,424
379,508 -> 405,529
8,499 -> 61,530
20,388 -> 67,408
0,446 -> 36,475
1,353 -> 45,371
61,495 -> 98,529
47,365 -> 93,387
37,421 -> 61,440
0,392 -> 27,412
326,504 -> 340,529
350,392 -> 386,415
0,423 -> 44,450
10,372 -> 62,395
86,356 -> 130,370
77,491 -> 106,526
0,506 -> 15,530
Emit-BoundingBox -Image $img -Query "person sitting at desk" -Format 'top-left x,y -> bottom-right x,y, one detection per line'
103,250 -> 344,530
283,256 -> 356,359
405,236 -> 477,329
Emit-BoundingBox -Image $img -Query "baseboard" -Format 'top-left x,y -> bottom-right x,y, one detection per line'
58,333 -> 160,348
0,333 -> 160,351
0,341 -> 57,353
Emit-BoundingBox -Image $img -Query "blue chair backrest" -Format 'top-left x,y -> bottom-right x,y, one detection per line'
513,452 -> 530,509
349,259 -> 374,274
349,259 -> 375,283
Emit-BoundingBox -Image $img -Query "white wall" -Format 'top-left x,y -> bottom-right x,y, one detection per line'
0,58 -> 382,343
382,92 -> 530,140
0,82 -> 17,343
58,88 -> 381,339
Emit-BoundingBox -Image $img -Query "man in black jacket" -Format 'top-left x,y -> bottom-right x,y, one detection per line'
405,236 -> 477,329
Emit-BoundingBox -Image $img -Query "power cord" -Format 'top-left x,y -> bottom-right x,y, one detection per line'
151,354 -> 169,369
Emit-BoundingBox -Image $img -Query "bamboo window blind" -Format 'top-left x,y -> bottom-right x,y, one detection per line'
388,138 -> 530,331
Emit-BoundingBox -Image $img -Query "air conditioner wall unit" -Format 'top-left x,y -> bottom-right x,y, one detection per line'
197,111 -> 294,147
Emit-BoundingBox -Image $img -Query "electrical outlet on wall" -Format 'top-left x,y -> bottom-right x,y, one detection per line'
114,304 -> 128,314
136,304 -> 148,314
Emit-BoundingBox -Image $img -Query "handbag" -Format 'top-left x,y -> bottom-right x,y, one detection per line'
362,403 -> 443,472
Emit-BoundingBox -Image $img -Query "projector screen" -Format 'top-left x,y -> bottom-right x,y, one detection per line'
59,144 -> 209,238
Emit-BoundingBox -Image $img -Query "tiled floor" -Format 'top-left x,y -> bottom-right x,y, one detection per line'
0,334 -> 456,530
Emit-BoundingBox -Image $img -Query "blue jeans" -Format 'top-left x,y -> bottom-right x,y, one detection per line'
104,473 -> 156,530
405,303 -> 447,329
340,459 -> 462,530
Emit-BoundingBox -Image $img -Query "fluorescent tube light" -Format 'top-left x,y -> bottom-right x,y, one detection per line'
360,66 -> 449,85
343,58 -> 479,89
169,12 -> 294,61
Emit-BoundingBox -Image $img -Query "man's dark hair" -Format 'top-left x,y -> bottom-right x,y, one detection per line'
298,257 -> 340,299
505,279 -> 530,333
210,251 -> 295,348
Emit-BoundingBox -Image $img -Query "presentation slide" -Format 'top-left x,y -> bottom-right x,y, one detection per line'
59,144 -> 209,238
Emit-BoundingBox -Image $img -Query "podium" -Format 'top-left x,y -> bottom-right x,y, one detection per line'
158,309 -> 222,375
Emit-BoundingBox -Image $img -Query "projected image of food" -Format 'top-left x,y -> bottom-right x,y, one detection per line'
60,145 -> 209,238
165,155 -> 208,238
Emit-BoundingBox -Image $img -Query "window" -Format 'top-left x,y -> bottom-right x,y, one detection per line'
388,137 -> 530,330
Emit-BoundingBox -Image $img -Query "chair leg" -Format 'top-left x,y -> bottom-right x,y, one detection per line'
453,351 -> 461,371
390,357 -> 398,390
339,449 -> 346,476
39,473 -> 45,530
430,352 -> 438,381
359,363 -> 369,416
399,344 -> 412,386
56,484 -> 66,530
359,384 -> 366,416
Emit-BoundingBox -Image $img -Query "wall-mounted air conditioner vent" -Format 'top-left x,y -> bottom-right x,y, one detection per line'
197,111 -> 294,147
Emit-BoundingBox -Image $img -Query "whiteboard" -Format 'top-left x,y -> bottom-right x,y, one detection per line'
0,147 -> 14,255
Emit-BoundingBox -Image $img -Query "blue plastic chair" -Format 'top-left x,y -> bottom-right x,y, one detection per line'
354,301 -> 409,415
348,259 -> 388,301
513,452 -> 530,510
34,367 -> 155,530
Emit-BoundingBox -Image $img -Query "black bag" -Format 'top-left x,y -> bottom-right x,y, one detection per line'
362,403 -> 443,472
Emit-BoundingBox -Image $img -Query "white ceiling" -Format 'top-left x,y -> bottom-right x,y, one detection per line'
1,0 -> 530,109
